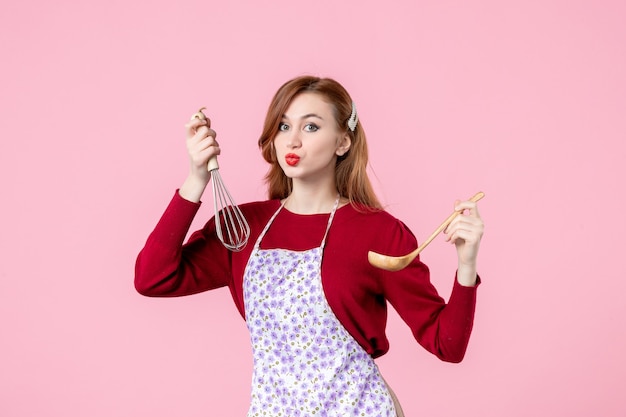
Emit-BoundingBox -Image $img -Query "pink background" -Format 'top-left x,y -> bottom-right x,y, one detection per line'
1,1 -> 625,416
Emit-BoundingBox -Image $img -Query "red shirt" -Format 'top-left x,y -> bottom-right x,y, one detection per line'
135,191 -> 479,361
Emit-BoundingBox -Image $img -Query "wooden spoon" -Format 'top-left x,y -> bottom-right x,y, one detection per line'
368,192 -> 485,272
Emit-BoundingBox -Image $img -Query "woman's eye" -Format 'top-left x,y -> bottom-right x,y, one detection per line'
278,122 -> 289,131
304,124 -> 319,132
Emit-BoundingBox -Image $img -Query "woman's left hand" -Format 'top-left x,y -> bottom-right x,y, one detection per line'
444,199 -> 484,285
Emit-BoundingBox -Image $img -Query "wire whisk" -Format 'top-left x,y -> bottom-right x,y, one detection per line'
192,108 -> 250,251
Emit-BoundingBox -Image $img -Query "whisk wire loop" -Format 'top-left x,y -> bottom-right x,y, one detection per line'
211,169 -> 250,252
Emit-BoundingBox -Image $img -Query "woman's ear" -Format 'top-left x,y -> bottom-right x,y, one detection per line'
336,133 -> 351,157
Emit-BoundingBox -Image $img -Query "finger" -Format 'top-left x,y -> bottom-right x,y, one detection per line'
189,135 -> 219,156
449,219 -> 484,242
191,128 -> 218,145
185,117 -> 208,138
454,200 -> 481,218
446,221 -> 466,242
190,109 -> 212,128
186,117 -> 208,130
448,228 -> 475,246
206,128 -> 217,140
444,201 -> 470,234
445,215 -> 483,241
194,145 -> 221,161
451,214 -> 483,228
194,134 -> 219,152
444,199 -> 463,234
188,138 -> 221,167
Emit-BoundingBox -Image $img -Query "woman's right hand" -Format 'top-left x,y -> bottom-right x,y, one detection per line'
179,114 -> 220,202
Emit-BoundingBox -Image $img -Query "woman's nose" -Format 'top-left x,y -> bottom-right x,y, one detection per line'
286,130 -> 302,148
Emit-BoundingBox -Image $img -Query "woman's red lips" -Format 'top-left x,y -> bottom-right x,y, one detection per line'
285,154 -> 300,166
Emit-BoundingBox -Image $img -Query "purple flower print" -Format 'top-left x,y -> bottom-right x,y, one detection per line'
267,311 -> 276,322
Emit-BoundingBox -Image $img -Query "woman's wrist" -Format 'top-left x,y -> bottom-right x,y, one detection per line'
179,174 -> 210,203
456,261 -> 478,287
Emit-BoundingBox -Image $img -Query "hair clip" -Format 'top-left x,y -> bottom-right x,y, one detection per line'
347,102 -> 358,132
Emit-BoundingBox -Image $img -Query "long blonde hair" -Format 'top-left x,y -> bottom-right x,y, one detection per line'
257,76 -> 382,210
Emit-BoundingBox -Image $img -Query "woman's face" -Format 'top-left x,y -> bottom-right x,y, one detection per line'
273,92 -> 350,185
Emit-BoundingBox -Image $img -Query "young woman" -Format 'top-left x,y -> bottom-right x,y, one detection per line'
135,76 -> 484,416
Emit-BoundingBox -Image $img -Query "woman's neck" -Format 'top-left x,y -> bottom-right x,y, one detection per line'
283,187 -> 340,215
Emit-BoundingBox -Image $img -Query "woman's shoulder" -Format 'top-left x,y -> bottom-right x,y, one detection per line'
334,204 -> 418,255
339,203 -> 408,226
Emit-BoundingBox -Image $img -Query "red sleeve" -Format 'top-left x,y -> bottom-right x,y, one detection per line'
134,191 -> 232,297
378,220 -> 479,363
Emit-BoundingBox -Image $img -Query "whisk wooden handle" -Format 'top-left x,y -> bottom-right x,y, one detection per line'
208,156 -> 219,171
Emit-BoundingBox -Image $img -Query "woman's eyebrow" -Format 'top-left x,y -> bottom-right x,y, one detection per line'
282,113 -> 324,121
